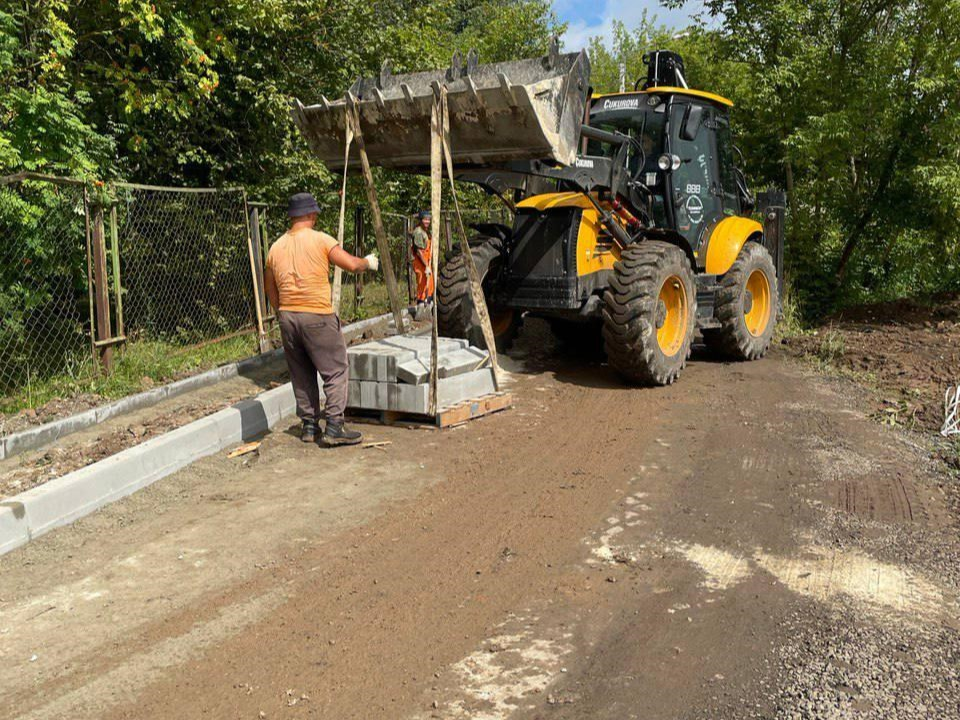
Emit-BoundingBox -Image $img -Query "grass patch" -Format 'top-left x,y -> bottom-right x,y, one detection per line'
816,326 -> 847,368
339,281 -> 393,322
1,333 -> 259,416
774,280 -> 808,341
2,281 -> 402,419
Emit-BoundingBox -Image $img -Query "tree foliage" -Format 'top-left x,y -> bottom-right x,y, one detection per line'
3,0 -> 959,319
657,0 -> 960,313
1,0 -> 561,197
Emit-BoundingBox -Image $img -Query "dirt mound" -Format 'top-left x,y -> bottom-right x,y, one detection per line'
785,292 -> 960,431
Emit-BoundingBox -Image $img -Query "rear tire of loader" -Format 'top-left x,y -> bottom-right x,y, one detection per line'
702,242 -> 778,360
437,234 -> 521,352
602,241 -> 696,386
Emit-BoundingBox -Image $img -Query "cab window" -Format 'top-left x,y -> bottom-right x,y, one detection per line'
714,115 -> 739,211
586,103 -> 667,177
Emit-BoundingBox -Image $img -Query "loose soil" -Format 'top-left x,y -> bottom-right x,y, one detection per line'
0,317 -> 957,720
0,357 -> 289,501
0,319 -> 422,501
785,291 -> 960,432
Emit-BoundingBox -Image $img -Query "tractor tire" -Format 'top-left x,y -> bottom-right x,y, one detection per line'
703,242 -> 778,360
437,234 -> 521,351
602,241 -> 696,386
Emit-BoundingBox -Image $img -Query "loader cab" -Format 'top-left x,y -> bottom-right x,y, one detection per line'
586,88 -> 747,256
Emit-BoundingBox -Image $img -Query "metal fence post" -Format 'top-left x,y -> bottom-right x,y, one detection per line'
91,203 -> 114,372
245,199 -> 270,352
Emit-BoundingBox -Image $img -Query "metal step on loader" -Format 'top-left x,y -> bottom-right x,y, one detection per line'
292,40 -> 785,386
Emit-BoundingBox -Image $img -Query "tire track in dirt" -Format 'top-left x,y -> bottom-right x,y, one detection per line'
3,320 -> 957,720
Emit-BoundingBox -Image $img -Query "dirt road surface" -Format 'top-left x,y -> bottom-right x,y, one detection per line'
1,320 -> 958,719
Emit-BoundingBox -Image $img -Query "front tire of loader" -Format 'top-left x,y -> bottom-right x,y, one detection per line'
602,241 -> 696,386
703,242 -> 778,360
437,234 -> 521,351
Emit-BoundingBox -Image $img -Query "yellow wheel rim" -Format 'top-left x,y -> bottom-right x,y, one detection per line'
656,274 -> 688,357
744,269 -> 772,337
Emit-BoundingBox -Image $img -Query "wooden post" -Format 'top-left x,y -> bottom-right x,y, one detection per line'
439,88 -> 501,387
90,204 -> 114,371
109,205 -> 125,339
247,204 -> 270,352
332,119 -> 354,314
83,189 -> 98,376
403,215 -> 413,303
354,205 -> 365,311
428,93 -> 443,415
243,195 -> 269,353
347,99 -> 406,334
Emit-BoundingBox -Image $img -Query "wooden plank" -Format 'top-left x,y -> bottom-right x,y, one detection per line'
428,93 -> 443,415
109,205 -> 125,338
332,119 -> 354,313
243,191 -> 269,353
91,204 -> 113,371
439,88 -> 502,389
83,189 -> 98,376
345,392 -> 513,429
436,392 -> 513,428
347,100 -> 406,334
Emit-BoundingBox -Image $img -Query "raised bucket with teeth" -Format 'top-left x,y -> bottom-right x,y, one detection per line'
291,40 -> 591,172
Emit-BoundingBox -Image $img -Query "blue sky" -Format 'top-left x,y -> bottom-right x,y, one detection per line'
554,0 -> 704,50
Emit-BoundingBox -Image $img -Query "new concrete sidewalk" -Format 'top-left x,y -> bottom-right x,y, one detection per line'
0,310 -> 408,557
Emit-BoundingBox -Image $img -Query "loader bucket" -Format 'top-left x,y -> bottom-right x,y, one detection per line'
292,42 -> 590,171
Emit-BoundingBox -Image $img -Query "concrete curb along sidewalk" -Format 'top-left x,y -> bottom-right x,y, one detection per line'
0,310 -> 403,462
0,309 -> 408,557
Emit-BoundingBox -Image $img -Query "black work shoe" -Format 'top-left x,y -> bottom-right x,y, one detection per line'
300,419 -> 318,443
322,421 -> 362,447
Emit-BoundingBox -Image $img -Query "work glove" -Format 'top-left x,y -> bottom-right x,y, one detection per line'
425,267 -> 433,276
364,254 -> 379,272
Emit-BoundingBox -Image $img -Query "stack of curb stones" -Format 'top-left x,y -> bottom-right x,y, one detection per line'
347,335 -> 496,415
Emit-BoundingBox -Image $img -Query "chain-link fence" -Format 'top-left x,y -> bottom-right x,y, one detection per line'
1,172 -> 514,429
115,186 -> 256,352
0,176 -> 92,405
0,174 -> 265,426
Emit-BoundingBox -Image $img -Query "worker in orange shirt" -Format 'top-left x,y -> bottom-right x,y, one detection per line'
411,210 -> 434,309
264,192 -> 378,447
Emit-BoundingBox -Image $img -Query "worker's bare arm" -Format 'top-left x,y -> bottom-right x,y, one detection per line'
329,245 -> 373,273
264,264 -> 280,311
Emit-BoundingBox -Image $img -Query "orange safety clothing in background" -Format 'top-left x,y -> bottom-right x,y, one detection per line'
411,225 -> 434,302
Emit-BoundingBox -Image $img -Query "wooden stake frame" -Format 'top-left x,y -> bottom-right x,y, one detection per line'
427,86 -> 503,414
439,88 -> 501,387
347,98 -> 407,334
332,118 -> 354,312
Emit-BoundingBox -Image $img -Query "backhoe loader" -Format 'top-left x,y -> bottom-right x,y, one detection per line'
292,42 -> 784,385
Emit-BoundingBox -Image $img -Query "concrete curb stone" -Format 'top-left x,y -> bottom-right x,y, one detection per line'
0,310 -> 407,558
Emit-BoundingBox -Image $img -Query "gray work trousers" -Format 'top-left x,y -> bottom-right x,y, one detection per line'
278,310 -> 348,424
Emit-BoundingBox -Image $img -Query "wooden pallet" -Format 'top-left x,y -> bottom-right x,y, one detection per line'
347,392 -> 513,429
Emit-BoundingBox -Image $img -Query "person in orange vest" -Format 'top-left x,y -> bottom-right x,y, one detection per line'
411,210 -> 434,308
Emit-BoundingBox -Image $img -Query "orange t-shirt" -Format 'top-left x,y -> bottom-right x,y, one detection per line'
265,228 -> 339,314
